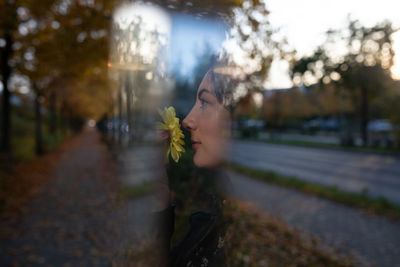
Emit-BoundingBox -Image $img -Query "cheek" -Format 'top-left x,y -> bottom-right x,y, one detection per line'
200,110 -> 229,153
200,112 -> 221,140
209,108 -> 229,135
191,103 -> 231,166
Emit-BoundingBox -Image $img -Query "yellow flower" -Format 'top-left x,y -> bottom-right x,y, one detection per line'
157,106 -> 185,162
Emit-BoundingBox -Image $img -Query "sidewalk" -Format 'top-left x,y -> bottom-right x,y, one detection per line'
226,170 -> 400,267
0,128 -> 143,265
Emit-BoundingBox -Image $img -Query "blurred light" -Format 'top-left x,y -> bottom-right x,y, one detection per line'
292,75 -> 301,85
252,92 -> 263,108
17,7 -> 29,20
114,3 -> 170,34
391,31 -> 400,79
213,66 -> 246,79
315,70 -> 323,79
0,38 -> 5,47
146,71 -> 153,80
12,42 -> 22,50
77,32 -> 87,42
111,3 -> 171,71
19,86 -> 29,94
322,76 -> 331,84
330,71 -> 341,81
107,62 -> 147,71
90,29 -> 107,39
356,54 -> 364,63
9,75 -> 30,94
51,21 -> 60,29
315,60 -> 324,69
24,50 -> 34,61
303,70 -> 317,85
88,119 -> 96,127
18,25 -> 28,36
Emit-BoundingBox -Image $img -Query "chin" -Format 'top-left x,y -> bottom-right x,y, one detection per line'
193,152 -> 221,169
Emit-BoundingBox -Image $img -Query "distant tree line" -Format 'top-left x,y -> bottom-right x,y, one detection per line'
291,19 -> 400,146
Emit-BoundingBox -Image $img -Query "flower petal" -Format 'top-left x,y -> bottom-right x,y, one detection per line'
171,147 -> 179,162
157,106 -> 185,162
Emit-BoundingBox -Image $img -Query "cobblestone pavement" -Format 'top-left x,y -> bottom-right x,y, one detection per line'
0,128 -> 153,266
230,140 -> 400,204
226,170 -> 400,267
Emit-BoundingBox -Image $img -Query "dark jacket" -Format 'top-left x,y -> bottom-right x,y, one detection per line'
156,196 -> 227,267
155,170 -> 232,267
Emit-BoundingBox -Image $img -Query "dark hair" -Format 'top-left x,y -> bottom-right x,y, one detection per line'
209,68 -> 237,116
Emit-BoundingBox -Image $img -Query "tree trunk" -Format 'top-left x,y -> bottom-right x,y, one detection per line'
125,71 -> 133,143
60,100 -> 67,137
111,98 -> 117,141
272,92 -> 280,140
34,90 -> 44,155
108,92 -> 115,140
117,80 -> 123,144
49,91 -> 57,135
1,31 -> 13,154
360,85 -> 368,146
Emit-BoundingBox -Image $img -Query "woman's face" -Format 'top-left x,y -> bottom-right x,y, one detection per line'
182,71 -> 231,168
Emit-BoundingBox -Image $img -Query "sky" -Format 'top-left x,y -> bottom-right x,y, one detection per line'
170,13 -> 227,77
165,0 -> 400,88
264,0 -> 400,88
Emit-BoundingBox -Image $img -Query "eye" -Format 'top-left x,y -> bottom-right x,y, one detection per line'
199,98 -> 209,109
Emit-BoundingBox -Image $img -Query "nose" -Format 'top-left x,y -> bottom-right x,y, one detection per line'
182,107 -> 196,131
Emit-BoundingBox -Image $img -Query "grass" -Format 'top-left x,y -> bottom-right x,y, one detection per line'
5,105 -> 73,164
120,181 -> 157,200
228,162 -> 400,222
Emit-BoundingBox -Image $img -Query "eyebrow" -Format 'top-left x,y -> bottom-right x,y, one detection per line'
198,88 -> 214,99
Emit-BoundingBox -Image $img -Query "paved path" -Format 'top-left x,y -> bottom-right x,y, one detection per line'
229,140 -> 400,204
0,128 -> 153,266
118,145 -> 165,187
226,170 -> 400,267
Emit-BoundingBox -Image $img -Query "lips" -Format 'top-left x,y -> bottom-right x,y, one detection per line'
191,140 -> 201,150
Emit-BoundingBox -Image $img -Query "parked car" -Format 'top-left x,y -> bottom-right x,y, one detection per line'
368,120 -> 395,147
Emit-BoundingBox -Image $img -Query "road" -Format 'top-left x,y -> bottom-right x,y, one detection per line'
257,131 -> 342,145
229,140 -> 400,204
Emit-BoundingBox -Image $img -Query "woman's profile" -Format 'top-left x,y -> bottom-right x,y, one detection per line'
155,66 -> 237,267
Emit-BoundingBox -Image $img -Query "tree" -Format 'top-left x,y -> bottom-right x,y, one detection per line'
291,19 -> 397,146
0,0 -> 18,154
1,0 -> 117,157
215,0 -> 294,123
